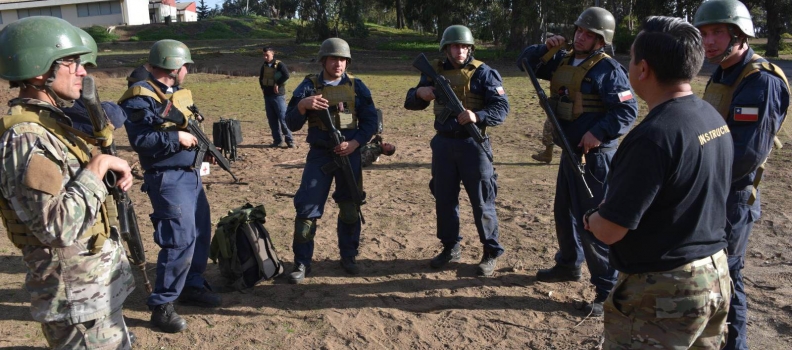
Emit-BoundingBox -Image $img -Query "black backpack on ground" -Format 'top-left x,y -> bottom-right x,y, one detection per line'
213,118 -> 243,161
209,203 -> 283,291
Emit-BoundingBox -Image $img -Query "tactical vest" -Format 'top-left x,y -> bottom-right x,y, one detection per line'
0,105 -> 115,253
118,80 -> 197,130
431,59 -> 486,118
703,54 -> 791,204
549,52 -> 609,121
260,60 -> 282,87
306,74 -> 358,130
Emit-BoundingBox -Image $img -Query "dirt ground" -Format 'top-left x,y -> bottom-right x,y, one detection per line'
0,49 -> 791,350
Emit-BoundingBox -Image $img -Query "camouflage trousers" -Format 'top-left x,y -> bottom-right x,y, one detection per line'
540,118 -> 554,147
42,307 -> 131,350
603,250 -> 731,349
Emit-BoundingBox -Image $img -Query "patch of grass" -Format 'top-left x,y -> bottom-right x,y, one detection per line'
366,23 -> 430,38
376,41 -> 437,51
84,25 -> 120,43
133,16 -> 296,41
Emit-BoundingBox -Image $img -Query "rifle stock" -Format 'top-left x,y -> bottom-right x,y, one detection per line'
520,60 -> 593,199
411,53 -> 493,162
317,109 -> 366,224
81,76 -> 153,294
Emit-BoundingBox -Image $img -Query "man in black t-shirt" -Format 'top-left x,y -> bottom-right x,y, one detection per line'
585,17 -> 733,348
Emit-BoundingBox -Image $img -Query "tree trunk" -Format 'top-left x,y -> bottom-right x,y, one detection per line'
396,0 -> 404,29
764,0 -> 781,57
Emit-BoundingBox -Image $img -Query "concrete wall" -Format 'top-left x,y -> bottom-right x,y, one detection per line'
0,0 -> 150,28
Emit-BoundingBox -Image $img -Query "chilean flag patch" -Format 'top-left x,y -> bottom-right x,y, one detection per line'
617,90 -> 633,102
734,107 -> 759,122
496,86 -> 505,95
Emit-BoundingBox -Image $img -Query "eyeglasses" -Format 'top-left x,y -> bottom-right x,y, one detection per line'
54,57 -> 82,74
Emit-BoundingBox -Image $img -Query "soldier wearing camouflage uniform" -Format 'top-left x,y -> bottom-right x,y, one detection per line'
0,17 -> 135,349
694,1 -> 790,348
586,17 -> 732,348
531,118 -> 555,163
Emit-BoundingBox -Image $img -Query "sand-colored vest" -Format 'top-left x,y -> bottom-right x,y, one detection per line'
260,60 -> 282,87
0,106 -> 114,253
306,74 -> 358,130
703,54 -> 791,204
118,81 -> 196,130
549,52 -> 609,121
431,59 -> 485,118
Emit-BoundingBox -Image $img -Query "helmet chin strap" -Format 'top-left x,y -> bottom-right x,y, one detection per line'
16,65 -> 75,108
707,26 -> 741,65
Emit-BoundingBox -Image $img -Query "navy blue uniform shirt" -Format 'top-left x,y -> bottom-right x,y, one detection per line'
120,80 -> 197,171
63,99 -> 127,135
708,48 -> 790,188
259,60 -> 291,96
285,72 -> 378,147
517,45 -> 638,150
404,57 -> 509,132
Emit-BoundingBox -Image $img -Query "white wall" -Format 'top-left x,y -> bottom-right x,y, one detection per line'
124,0 -> 150,25
0,0 -> 150,28
182,10 -> 196,22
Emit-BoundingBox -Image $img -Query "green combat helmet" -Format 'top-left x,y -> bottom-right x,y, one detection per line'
439,25 -> 475,52
693,0 -> 755,37
318,38 -> 352,62
148,39 -> 193,70
0,16 -> 91,82
75,27 -> 99,68
693,0 -> 754,63
574,7 -> 616,45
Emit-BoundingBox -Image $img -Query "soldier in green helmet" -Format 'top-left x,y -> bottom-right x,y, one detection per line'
119,39 -> 221,333
694,1 -> 790,348
61,27 -> 128,134
284,37 -> 379,283
405,25 -> 510,277
517,7 -> 638,317
0,16 -> 135,349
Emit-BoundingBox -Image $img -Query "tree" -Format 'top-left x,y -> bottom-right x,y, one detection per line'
197,0 -> 211,20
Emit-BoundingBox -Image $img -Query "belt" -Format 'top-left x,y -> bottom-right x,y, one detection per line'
436,130 -> 472,139
573,145 -> 617,155
145,166 -> 194,175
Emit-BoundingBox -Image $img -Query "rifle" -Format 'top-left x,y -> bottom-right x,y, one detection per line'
411,53 -> 493,162
81,76 -> 153,294
318,108 -> 366,224
520,59 -> 593,199
159,103 -> 241,183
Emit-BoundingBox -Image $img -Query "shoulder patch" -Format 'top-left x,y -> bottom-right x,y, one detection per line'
733,107 -> 759,122
23,154 -> 63,196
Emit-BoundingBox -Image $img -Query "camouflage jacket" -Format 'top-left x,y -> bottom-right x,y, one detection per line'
0,99 -> 134,324
361,135 -> 384,167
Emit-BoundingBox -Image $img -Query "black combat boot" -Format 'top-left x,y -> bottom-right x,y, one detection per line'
150,302 -> 187,333
289,263 -> 311,284
584,294 -> 608,317
430,245 -> 462,268
178,285 -> 222,307
476,252 -> 499,277
340,257 -> 360,275
536,264 -> 582,282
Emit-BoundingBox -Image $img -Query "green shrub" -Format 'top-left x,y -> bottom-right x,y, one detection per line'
84,25 -> 119,43
781,32 -> 792,39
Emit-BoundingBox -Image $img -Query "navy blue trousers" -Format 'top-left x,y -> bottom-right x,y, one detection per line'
264,94 -> 292,144
429,135 -> 503,257
292,147 -> 362,266
724,187 -> 759,350
553,149 -> 617,298
143,169 -> 212,307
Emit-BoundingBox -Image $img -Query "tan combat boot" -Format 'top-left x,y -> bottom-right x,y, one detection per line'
531,145 -> 553,164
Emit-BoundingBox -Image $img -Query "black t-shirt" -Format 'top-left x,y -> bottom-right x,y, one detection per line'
598,94 -> 732,273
